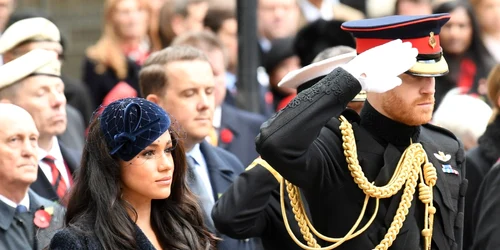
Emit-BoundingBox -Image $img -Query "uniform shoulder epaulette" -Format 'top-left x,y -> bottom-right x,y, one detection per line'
422,122 -> 459,141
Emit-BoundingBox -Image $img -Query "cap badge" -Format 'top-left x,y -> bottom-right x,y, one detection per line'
434,151 -> 451,163
428,32 -> 436,49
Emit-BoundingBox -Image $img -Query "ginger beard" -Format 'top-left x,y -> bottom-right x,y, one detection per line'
381,87 -> 435,126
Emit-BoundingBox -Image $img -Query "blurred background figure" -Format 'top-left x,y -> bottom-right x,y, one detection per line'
298,0 -> 365,24
83,0 -> 152,109
293,19 -> 356,67
432,91 -> 492,151
0,49 -> 80,204
395,0 -> 433,15
0,0 -> 14,35
49,98 -> 217,250
433,0 -> 495,110
204,2 -> 238,97
464,63 -> 500,249
148,0 -> 168,51
470,0 -> 500,63
0,103 -> 64,250
257,0 -> 301,53
262,36 -> 301,112
158,0 -> 209,48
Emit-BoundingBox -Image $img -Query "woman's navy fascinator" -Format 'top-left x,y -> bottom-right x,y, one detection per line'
99,97 -> 171,161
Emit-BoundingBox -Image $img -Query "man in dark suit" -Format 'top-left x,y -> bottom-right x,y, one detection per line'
256,14 -> 466,250
171,30 -> 267,166
139,45 -> 258,250
0,103 -> 64,250
0,49 -> 80,204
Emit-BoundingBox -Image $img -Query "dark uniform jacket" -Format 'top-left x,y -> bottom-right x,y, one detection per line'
0,190 -> 65,250
196,141 -> 259,250
255,68 -> 467,250
212,160 -> 306,250
470,161 -> 500,249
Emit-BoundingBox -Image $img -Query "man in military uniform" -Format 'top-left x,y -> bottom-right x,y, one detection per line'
256,14 -> 466,250
212,50 -> 362,250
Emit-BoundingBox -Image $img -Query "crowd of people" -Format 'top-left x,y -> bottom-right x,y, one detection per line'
1,0 -> 500,249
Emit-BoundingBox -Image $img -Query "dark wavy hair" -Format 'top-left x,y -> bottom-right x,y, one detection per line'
433,0 -> 496,97
63,116 -> 217,250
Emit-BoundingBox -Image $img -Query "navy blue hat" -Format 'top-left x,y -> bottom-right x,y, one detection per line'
342,13 -> 451,77
99,97 -> 171,161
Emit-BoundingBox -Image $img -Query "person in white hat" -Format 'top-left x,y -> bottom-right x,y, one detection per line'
277,45 -> 367,113
0,17 -> 61,63
0,16 -> 94,147
0,49 -> 79,205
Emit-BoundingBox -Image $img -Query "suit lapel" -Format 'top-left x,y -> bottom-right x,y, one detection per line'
59,142 -> 79,175
29,191 -> 64,250
30,166 -> 58,202
199,141 -> 236,201
219,105 -> 239,151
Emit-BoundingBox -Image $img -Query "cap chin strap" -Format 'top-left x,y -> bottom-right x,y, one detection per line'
280,115 -> 438,250
407,55 -> 449,77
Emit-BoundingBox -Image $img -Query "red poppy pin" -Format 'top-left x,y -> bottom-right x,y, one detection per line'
34,206 -> 53,228
220,128 -> 234,144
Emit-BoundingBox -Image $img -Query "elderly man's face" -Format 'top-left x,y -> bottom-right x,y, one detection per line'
13,76 -> 67,138
0,105 -> 39,187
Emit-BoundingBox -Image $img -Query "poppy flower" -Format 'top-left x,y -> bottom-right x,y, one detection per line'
220,128 -> 234,144
34,206 -> 53,228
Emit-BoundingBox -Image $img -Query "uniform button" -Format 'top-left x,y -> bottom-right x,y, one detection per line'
459,179 -> 468,197
455,212 -> 464,228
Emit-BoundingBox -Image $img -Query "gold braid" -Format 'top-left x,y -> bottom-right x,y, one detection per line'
280,115 -> 437,250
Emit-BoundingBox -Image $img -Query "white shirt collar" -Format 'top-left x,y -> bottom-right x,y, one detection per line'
0,192 -> 30,210
300,0 -> 336,22
186,143 -> 204,166
259,37 -> 272,53
213,106 -> 221,129
38,137 -> 63,162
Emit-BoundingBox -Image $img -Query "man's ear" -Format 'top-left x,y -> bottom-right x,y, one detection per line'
146,94 -> 160,104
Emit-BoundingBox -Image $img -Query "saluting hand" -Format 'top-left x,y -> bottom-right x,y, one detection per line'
341,39 -> 418,93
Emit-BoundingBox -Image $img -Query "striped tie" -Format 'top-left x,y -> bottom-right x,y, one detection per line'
42,155 -> 68,201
